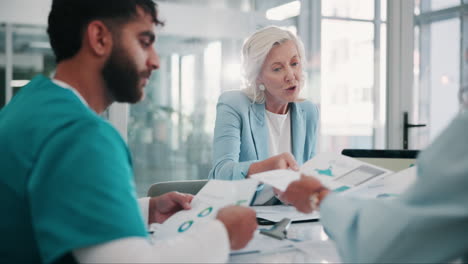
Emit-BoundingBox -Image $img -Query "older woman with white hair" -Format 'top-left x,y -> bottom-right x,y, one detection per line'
208,26 -> 319,205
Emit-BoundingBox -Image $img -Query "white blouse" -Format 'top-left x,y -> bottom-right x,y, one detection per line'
252,110 -> 292,205
265,110 -> 292,157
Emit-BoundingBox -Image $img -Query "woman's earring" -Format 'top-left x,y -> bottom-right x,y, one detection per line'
258,84 -> 265,91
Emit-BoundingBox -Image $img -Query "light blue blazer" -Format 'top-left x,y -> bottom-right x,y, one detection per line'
209,90 -> 319,180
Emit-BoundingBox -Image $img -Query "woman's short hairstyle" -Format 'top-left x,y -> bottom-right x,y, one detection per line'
241,26 -> 306,103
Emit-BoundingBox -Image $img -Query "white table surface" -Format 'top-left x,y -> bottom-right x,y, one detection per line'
229,221 -> 341,263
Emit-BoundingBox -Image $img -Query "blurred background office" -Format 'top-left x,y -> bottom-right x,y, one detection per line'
0,0 -> 465,196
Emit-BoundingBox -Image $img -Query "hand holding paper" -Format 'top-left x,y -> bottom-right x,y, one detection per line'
149,192 -> 194,224
251,153 -> 394,194
279,175 -> 331,214
153,179 -> 259,241
248,152 -> 299,177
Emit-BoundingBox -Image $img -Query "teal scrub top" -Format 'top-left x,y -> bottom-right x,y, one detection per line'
0,75 -> 147,263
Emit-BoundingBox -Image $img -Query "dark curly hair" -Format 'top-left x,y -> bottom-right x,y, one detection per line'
47,0 -> 164,63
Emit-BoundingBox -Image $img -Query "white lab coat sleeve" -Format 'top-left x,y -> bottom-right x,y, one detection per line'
73,219 -> 230,263
138,197 -> 150,228
319,112 -> 468,263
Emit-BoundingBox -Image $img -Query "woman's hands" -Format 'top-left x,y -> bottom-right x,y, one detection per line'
247,152 -> 299,177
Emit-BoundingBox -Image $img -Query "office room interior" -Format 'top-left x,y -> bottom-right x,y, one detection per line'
2,0 -> 468,263
2,0 -> 462,196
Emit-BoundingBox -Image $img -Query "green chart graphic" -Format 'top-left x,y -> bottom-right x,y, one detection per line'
333,186 -> 350,192
178,220 -> 194,233
197,207 -> 213,218
235,200 -> 248,206
315,166 -> 334,177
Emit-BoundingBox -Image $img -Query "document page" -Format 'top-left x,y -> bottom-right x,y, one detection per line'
350,166 -> 418,198
153,179 -> 258,240
249,169 -> 300,192
251,153 -> 394,194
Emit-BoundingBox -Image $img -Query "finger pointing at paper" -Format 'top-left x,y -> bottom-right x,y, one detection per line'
247,152 -> 299,177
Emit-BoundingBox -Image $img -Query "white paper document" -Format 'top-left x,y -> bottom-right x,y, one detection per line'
152,179 -> 258,240
253,205 -> 320,222
250,169 -> 300,192
230,227 -> 340,262
354,166 -> 418,198
251,152 -> 394,194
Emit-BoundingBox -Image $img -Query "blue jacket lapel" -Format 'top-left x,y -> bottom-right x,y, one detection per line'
249,103 -> 269,160
291,103 -> 306,165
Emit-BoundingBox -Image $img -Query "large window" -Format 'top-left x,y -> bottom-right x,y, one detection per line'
412,0 -> 465,149
320,0 -> 387,153
0,24 -> 55,109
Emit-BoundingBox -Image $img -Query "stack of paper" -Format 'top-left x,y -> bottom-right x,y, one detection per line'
253,205 -> 320,222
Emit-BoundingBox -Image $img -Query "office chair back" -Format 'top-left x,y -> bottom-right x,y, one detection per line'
147,179 -> 208,197
341,149 -> 419,172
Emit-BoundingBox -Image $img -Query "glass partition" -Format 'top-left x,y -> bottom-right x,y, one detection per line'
1,24 -> 55,108
420,0 -> 461,12
413,18 -> 461,148
11,24 -> 55,95
128,35 -> 242,196
412,1 -> 464,149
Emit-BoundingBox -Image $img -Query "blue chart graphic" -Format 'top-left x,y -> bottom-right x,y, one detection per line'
376,193 -> 398,199
315,166 -> 334,177
197,207 -> 213,218
178,220 -> 194,233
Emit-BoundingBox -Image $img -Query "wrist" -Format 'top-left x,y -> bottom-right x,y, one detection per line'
247,161 -> 262,177
309,187 -> 330,210
148,197 -> 158,224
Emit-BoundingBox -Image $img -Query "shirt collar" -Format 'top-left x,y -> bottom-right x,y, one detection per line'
52,79 -> 89,108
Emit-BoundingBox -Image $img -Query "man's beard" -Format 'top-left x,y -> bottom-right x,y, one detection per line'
102,45 -> 145,103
